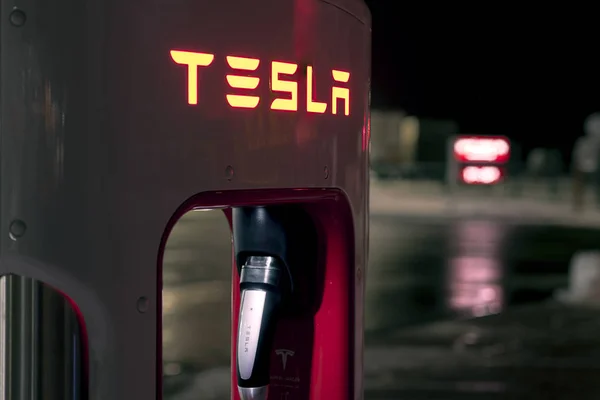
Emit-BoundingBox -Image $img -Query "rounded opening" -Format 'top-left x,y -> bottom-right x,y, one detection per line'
162,208 -> 232,399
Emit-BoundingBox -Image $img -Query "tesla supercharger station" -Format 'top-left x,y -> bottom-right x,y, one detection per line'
0,0 -> 371,399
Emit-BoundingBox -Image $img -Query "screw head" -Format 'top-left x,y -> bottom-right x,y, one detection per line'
225,165 -> 234,181
9,9 -> 26,27
9,220 -> 27,240
136,296 -> 149,313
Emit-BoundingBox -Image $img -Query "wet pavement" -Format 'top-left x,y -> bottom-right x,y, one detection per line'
366,302 -> 600,399
162,208 -> 600,399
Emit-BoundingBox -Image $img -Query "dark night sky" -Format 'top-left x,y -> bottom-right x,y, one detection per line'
364,2 -> 599,161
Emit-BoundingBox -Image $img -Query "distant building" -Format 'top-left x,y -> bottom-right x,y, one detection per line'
370,109 -> 458,179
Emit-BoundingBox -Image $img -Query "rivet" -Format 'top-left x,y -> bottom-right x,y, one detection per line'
225,165 -> 234,181
9,220 -> 27,240
136,296 -> 149,313
9,9 -> 26,27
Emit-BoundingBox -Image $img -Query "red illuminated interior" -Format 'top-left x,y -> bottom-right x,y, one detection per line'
157,189 -> 357,400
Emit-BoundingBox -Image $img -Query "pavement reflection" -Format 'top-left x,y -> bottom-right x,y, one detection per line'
446,220 -> 506,318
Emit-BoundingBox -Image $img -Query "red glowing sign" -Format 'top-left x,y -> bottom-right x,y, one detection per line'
461,166 -> 503,185
454,136 -> 510,163
170,50 -> 350,115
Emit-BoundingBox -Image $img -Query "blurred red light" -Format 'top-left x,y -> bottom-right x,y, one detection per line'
454,136 -> 510,163
461,166 -> 503,185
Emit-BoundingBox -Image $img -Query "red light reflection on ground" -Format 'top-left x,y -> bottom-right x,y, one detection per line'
448,256 -> 504,317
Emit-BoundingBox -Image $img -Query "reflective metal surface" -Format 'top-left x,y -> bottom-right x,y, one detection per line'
0,276 -> 38,400
239,256 -> 282,287
238,385 -> 268,400
237,290 -> 267,380
0,275 -> 83,400
1,0 -> 370,397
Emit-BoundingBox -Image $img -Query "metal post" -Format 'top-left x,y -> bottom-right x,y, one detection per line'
572,166 -> 584,212
0,275 -> 85,400
445,135 -> 458,196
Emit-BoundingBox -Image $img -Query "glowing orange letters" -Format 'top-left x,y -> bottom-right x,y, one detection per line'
170,49 -> 350,116
170,50 -> 215,105
307,66 -> 327,114
271,61 -> 298,111
225,56 -> 261,108
332,70 -> 350,116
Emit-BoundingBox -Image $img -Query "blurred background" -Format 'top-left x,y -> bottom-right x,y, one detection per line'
162,3 -> 600,399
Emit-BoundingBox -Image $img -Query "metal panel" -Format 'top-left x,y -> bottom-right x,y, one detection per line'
0,0 -> 371,398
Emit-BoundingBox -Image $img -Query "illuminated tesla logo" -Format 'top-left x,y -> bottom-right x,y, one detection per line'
275,349 -> 295,370
170,50 -> 351,115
